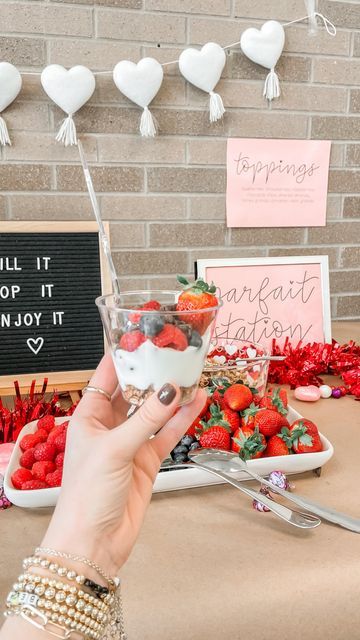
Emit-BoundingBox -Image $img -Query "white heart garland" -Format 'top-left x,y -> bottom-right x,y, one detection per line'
0,62 -> 22,146
113,57 -> 163,138
179,42 -> 226,122
41,64 -> 95,146
241,21 -> 285,101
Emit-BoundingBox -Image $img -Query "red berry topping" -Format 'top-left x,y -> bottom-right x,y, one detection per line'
37,415 -> 56,432
35,428 -> 48,443
33,442 -> 57,462
54,431 -> 67,453
47,424 -> 67,444
55,452 -> 65,468
152,324 -> 188,351
46,468 -> 63,487
19,433 -> 42,452
32,460 -> 56,481
22,480 -> 48,490
119,330 -> 146,352
129,300 -> 161,323
11,468 -> 33,489
19,448 -> 36,470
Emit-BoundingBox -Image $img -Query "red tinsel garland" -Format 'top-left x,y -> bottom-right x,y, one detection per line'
269,338 -> 360,399
0,379 -> 76,444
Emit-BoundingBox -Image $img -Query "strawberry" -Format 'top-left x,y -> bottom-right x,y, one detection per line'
289,419 -> 322,454
254,409 -> 289,438
33,442 -> 57,462
224,384 -> 253,412
266,435 -> 290,457
32,460 -> 56,482
37,415 -> 55,433
19,448 -> 36,469
46,468 -> 63,487
241,403 -> 259,429
119,330 -> 146,352
19,433 -> 42,452
21,479 -> 48,490
199,426 -> 231,451
129,300 -> 161,323
11,468 -> 33,489
232,427 -> 266,460
259,387 -> 288,415
152,324 -> 188,351
34,428 -> 48,443
221,406 -> 241,434
176,276 -> 218,335
54,431 -> 67,453
55,452 -> 65,468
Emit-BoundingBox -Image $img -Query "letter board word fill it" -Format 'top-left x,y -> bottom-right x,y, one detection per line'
0,221 -> 111,394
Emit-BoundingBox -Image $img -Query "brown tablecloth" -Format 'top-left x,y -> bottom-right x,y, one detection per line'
1,322 -> 360,640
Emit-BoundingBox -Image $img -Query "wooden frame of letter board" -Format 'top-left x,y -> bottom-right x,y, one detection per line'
0,221 -> 112,396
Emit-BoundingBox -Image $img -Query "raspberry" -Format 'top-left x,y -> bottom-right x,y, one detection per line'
55,452 -> 64,468
129,300 -> 161,323
152,324 -> 188,351
119,330 -> 146,352
32,460 -> 56,481
34,442 -> 57,462
22,480 -> 48,490
37,415 -> 55,432
35,428 -> 48,443
19,448 -> 36,470
46,468 -> 63,488
47,424 -> 66,444
19,433 -> 42,452
54,431 -> 67,453
11,468 -> 33,489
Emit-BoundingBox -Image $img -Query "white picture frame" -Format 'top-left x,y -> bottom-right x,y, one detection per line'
196,255 -> 332,347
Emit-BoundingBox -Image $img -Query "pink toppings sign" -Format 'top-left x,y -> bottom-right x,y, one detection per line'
196,257 -> 331,349
226,138 -> 331,227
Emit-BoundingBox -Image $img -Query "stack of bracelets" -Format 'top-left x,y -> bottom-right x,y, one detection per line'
4,547 -> 126,640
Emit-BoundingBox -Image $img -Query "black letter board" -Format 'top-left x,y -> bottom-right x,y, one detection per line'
0,222 -> 111,394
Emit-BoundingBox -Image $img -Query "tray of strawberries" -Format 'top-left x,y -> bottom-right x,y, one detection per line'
154,384 -> 334,493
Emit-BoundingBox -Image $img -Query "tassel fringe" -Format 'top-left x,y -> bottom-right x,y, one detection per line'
263,68 -> 281,101
0,116 -> 11,146
209,91 -> 225,123
140,106 -> 156,138
55,115 -> 77,146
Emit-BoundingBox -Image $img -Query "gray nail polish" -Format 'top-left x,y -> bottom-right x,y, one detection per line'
157,384 -> 176,405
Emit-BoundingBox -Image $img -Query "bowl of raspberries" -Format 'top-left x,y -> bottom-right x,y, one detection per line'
4,416 -> 68,508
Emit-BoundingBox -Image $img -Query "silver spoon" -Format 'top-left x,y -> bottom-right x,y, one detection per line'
161,459 -> 320,530
189,449 -> 360,534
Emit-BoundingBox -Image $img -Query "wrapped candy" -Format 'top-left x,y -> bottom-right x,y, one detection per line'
253,471 -> 290,512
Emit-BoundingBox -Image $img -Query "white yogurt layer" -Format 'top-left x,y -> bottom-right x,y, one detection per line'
113,328 -> 211,391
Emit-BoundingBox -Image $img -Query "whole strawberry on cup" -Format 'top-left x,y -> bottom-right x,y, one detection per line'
96,276 -> 222,406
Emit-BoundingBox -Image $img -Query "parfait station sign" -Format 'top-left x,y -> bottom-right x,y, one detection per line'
0,222 -> 109,391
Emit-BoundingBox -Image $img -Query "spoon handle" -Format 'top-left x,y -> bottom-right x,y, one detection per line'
163,462 -> 320,529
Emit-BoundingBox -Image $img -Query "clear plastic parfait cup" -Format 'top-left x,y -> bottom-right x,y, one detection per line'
96,290 -> 222,406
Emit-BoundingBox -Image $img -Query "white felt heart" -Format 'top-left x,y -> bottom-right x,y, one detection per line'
213,355 -> 226,365
240,20 -> 285,70
113,58 -> 163,109
41,65 -> 95,115
0,62 -> 22,113
246,348 -> 257,359
179,42 -> 226,94
225,344 -> 238,356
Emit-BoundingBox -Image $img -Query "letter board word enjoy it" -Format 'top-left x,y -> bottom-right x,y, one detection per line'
0,221 -> 111,393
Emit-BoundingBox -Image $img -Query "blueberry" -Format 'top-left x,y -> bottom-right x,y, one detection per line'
139,314 -> 165,336
173,445 -> 189,455
180,435 -> 194,447
173,453 -> 188,464
189,331 -> 203,348
190,441 -> 200,451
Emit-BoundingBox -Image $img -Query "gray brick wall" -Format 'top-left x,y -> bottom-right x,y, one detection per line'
0,0 -> 359,320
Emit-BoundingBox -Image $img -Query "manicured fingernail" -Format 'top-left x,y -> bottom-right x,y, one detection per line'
157,384 -> 176,405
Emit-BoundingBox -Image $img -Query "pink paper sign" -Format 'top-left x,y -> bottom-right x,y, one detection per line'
197,257 -> 331,350
226,138 -> 331,227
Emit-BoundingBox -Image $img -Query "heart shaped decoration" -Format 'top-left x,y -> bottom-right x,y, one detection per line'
213,355 -> 226,365
41,65 -> 95,145
41,65 -> 95,116
113,57 -> 163,109
27,337 -> 44,355
0,62 -> 22,113
240,20 -> 285,70
225,344 -> 238,356
246,348 -> 257,359
179,42 -> 226,122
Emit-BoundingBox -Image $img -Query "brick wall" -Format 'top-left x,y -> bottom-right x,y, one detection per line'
0,0 -> 359,320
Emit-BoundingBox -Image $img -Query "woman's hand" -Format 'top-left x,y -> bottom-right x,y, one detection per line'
41,354 -> 206,577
